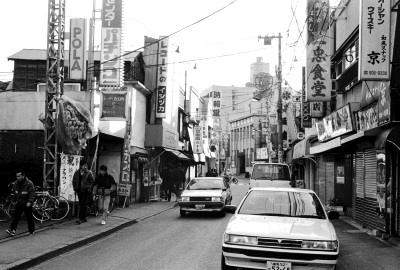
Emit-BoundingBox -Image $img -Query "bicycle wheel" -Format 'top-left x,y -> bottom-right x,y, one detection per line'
32,196 -> 54,222
51,196 -> 70,220
0,206 -> 12,222
7,201 -> 17,220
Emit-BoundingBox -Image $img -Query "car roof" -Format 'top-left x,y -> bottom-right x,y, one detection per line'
249,187 -> 316,194
192,177 -> 223,180
252,163 -> 289,166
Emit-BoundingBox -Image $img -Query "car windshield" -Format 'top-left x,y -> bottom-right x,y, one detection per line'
238,190 -> 326,219
187,178 -> 223,190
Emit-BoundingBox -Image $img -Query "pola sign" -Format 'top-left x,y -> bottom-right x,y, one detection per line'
69,19 -> 86,80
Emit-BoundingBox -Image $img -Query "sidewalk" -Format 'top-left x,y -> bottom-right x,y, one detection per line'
0,198 -> 178,270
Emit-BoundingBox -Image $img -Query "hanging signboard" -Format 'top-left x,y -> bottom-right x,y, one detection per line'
316,104 -> 354,142
310,101 -> 324,117
301,67 -> 312,128
156,36 -> 169,118
100,91 -> 127,120
194,126 -> 203,154
69,18 -> 86,80
306,0 -> 331,101
100,0 -> 123,86
359,0 -> 391,81
60,154 -> 81,202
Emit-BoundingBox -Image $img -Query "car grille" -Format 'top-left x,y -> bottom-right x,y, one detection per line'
258,238 -> 302,248
189,197 -> 212,202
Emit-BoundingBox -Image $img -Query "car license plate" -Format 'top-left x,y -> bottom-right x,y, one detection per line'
195,205 -> 205,210
266,261 -> 291,270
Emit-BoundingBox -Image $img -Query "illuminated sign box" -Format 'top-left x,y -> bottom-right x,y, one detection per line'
100,91 -> 127,121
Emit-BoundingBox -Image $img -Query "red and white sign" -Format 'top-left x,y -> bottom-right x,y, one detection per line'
194,126 -> 203,154
156,37 -> 169,118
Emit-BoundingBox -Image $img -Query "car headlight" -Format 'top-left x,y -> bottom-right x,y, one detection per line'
212,197 -> 223,202
301,240 -> 338,250
224,233 -> 257,245
180,196 -> 189,202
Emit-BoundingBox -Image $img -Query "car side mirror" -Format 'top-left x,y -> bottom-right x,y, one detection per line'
328,211 -> 339,220
225,205 -> 237,214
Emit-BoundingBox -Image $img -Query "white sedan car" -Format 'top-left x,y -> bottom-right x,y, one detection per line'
178,177 -> 232,217
222,187 -> 339,270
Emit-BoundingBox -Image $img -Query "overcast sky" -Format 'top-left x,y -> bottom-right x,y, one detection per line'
0,0 -> 313,92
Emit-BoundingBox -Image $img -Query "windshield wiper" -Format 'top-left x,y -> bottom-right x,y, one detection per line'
250,213 -> 291,217
294,215 -> 325,219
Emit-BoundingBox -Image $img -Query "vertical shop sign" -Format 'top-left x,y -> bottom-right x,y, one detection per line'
376,152 -> 386,229
306,0 -> 331,101
100,0 -> 122,86
194,126 -> 203,154
156,37 -> 169,118
301,67 -> 312,128
310,101 -> 324,117
212,91 -> 221,117
69,19 -> 86,80
60,154 -> 81,202
359,0 -> 390,81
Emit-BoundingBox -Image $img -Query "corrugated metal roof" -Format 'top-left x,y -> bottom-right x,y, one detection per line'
8,49 -> 140,62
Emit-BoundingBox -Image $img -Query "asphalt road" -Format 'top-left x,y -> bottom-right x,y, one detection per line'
29,178 -> 400,270
30,180 -> 249,270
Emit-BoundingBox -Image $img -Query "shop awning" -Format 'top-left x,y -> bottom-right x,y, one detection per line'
375,125 -> 400,150
310,137 -> 341,155
341,127 -> 382,145
164,148 -> 192,160
293,135 -> 317,159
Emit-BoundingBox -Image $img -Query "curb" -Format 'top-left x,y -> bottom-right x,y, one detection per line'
4,204 -> 177,270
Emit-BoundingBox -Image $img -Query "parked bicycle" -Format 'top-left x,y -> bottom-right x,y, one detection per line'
32,186 -> 70,222
0,184 -> 21,222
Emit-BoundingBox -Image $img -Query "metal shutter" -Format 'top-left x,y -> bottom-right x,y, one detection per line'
364,149 -> 377,199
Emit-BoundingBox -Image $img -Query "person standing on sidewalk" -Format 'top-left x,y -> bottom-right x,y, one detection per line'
72,160 -> 94,224
160,165 -> 174,201
6,169 -> 35,236
92,165 -> 117,225
172,163 -> 186,201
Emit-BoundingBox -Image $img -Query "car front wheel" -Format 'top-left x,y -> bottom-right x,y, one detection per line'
180,209 -> 186,217
221,254 -> 236,270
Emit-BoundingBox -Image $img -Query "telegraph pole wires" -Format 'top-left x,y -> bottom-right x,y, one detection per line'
258,33 -> 283,163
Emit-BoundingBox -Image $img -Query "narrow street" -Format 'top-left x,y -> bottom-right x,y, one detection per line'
27,179 -> 400,270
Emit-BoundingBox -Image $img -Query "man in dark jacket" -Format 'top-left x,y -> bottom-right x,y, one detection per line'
172,163 -> 186,201
6,170 -> 35,236
73,160 -> 94,224
92,165 -> 117,225
160,166 -> 174,201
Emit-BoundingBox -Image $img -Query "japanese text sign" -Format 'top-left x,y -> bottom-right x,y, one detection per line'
212,91 -> 221,117
306,0 -> 331,101
359,0 -> 391,81
102,0 -> 122,28
100,91 -> 127,120
301,67 -> 312,128
100,0 -> 122,86
194,126 -> 203,154
60,154 -> 81,202
117,183 -> 131,197
156,36 -> 169,118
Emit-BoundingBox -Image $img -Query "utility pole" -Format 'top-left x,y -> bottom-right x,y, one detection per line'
258,33 -> 283,163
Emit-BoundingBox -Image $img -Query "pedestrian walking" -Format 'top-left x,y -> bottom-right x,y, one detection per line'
6,170 -> 35,236
92,165 -> 117,225
72,160 -> 94,224
160,165 -> 174,201
172,163 -> 186,201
